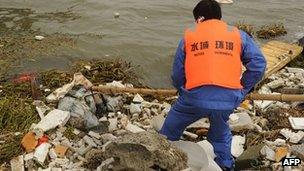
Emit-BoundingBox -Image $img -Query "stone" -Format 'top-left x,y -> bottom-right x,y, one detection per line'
133,94 -> 144,103
108,118 -> 118,132
83,135 -> 97,147
10,155 -> 24,171
290,144 -> 304,160
150,114 -> 165,131
129,103 -> 142,114
99,116 -> 107,122
100,133 -> 117,143
275,147 -> 288,162
76,145 -> 93,156
260,145 -> 275,161
229,112 -> 254,132
21,132 -> 38,153
231,135 -> 245,158
267,79 -> 285,89
235,144 -> 264,171
88,131 -> 101,139
54,145 -> 69,158
34,109 -> 70,132
289,117 -> 304,130
280,128 -> 304,143
106,96 -> 123,112
34,143 -> 51,164
125,123 -> 145,133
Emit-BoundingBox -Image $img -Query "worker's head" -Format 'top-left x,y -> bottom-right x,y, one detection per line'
193,0 -> 222,23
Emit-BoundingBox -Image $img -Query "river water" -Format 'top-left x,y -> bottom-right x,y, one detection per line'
1,0 -> 304,87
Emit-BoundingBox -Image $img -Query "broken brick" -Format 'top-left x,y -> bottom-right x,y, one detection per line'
54,145 -> 69,158
21,132 -> 38,153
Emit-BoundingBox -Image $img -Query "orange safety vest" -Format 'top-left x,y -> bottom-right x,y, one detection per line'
184,19 -> 243,90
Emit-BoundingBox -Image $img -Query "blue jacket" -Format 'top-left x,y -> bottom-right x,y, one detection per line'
172,30 -> 267,110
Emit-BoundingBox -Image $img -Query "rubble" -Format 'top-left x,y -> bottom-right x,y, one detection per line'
21,132 -> 38,153
289,117 -> 304,130
10,155 -> 24,171
231,135 -> 246,158
280,128 -> 304,143
34,143 -> 51,164
33,109 -> 70,132
229,112 -> 254,132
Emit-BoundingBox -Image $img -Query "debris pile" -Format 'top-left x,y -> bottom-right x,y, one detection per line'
1,61 -> 304,170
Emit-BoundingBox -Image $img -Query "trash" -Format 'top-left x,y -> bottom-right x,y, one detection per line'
187,118 -> 210,129
49,148 -> 57,159
106,96 -> 123,112
105,81 -> 125,88
172,141 -> 221,171
24,152 -> 34,161
133,94 -> 144,103
33,100 -> 50,119
129,103 -> 142,114
83,135 -> 97,147
33,109 -> 70,132
290,144 -> 304,160
265,138 -> 286,146
183,131 -> 198,140
235,144 -> 264,170
35,35 -> 45,41
229,112 -> 254,132
21,132 -> 38,153
231,135 -> 246,158
275,147 -> 288,162
260,145 -> 276,161
289,117 -> 304,130
10,155 -> 24,171
88,131 -> 101,139
286,67 -> 304,73
267,79 -> 285,89
113,12 -> 120,18
197,140 -> 217,160
125,123 -> 145,133
34,143 -> 51,164
280,128 -> 304,143
229,113 -> 240,124
215,0 -> 233,4
54,145 -> 69,158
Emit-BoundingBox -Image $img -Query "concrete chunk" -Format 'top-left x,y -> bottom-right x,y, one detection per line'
108,118 -> 118,132
83,135 -> 97,147
88,131 -> 101,139
125,123 -> 145,133
133,94 -> 144,103
34,109 -> 70,132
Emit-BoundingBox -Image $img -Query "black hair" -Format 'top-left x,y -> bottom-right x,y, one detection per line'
193,0 -> 222,21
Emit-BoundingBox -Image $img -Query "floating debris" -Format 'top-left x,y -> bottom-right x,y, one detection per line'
234,21 -> 255,36
256,23 -> 287,39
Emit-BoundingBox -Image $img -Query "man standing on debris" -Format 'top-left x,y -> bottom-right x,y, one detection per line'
160,0 -> 266,170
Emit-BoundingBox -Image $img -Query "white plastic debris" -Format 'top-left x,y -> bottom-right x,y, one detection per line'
48,148 -> 57,159
265,138 -> 286,147
125,123 -> 145,133
260,145 -> 275,161
105,81 -> 125,88
33,100 -> 50,119
33,109 -> 70,132
229,113 -> 240,124
231,135 -> 245,158
289,117 -> 304,130
172,141 -> 222,171
10,155 -> 24,171
133,94 -> 144,103
188,118 -> 210,129
24,152 -> 34,161
35,35 -> 45,40
215,0 -> 233,4
197,140 -> 217,160
114,12 -> 120,18
280,128 -> 304,143
34,143 -> 51,164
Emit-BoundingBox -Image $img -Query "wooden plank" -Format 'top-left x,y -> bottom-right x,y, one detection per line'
262,41 -> 302,79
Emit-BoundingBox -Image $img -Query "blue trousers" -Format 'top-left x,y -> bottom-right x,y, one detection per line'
160,106 -> 234,169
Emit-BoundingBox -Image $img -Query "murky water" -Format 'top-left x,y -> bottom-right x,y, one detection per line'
1,0 -> 304,87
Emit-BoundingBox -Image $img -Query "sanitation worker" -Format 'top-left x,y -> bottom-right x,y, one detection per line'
160,0 -> 266,170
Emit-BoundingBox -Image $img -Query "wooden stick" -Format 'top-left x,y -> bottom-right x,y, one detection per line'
91,85 -> 304,101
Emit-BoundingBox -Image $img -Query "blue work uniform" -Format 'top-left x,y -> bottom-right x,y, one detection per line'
160,30 -> 266,169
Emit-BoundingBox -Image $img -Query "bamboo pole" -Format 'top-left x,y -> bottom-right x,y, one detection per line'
91,85 -> 304,102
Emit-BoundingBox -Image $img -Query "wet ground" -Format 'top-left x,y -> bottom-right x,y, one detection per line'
0,0 -> 304,87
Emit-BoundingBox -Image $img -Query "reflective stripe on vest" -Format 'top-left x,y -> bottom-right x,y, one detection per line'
184,19 -> 243,90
